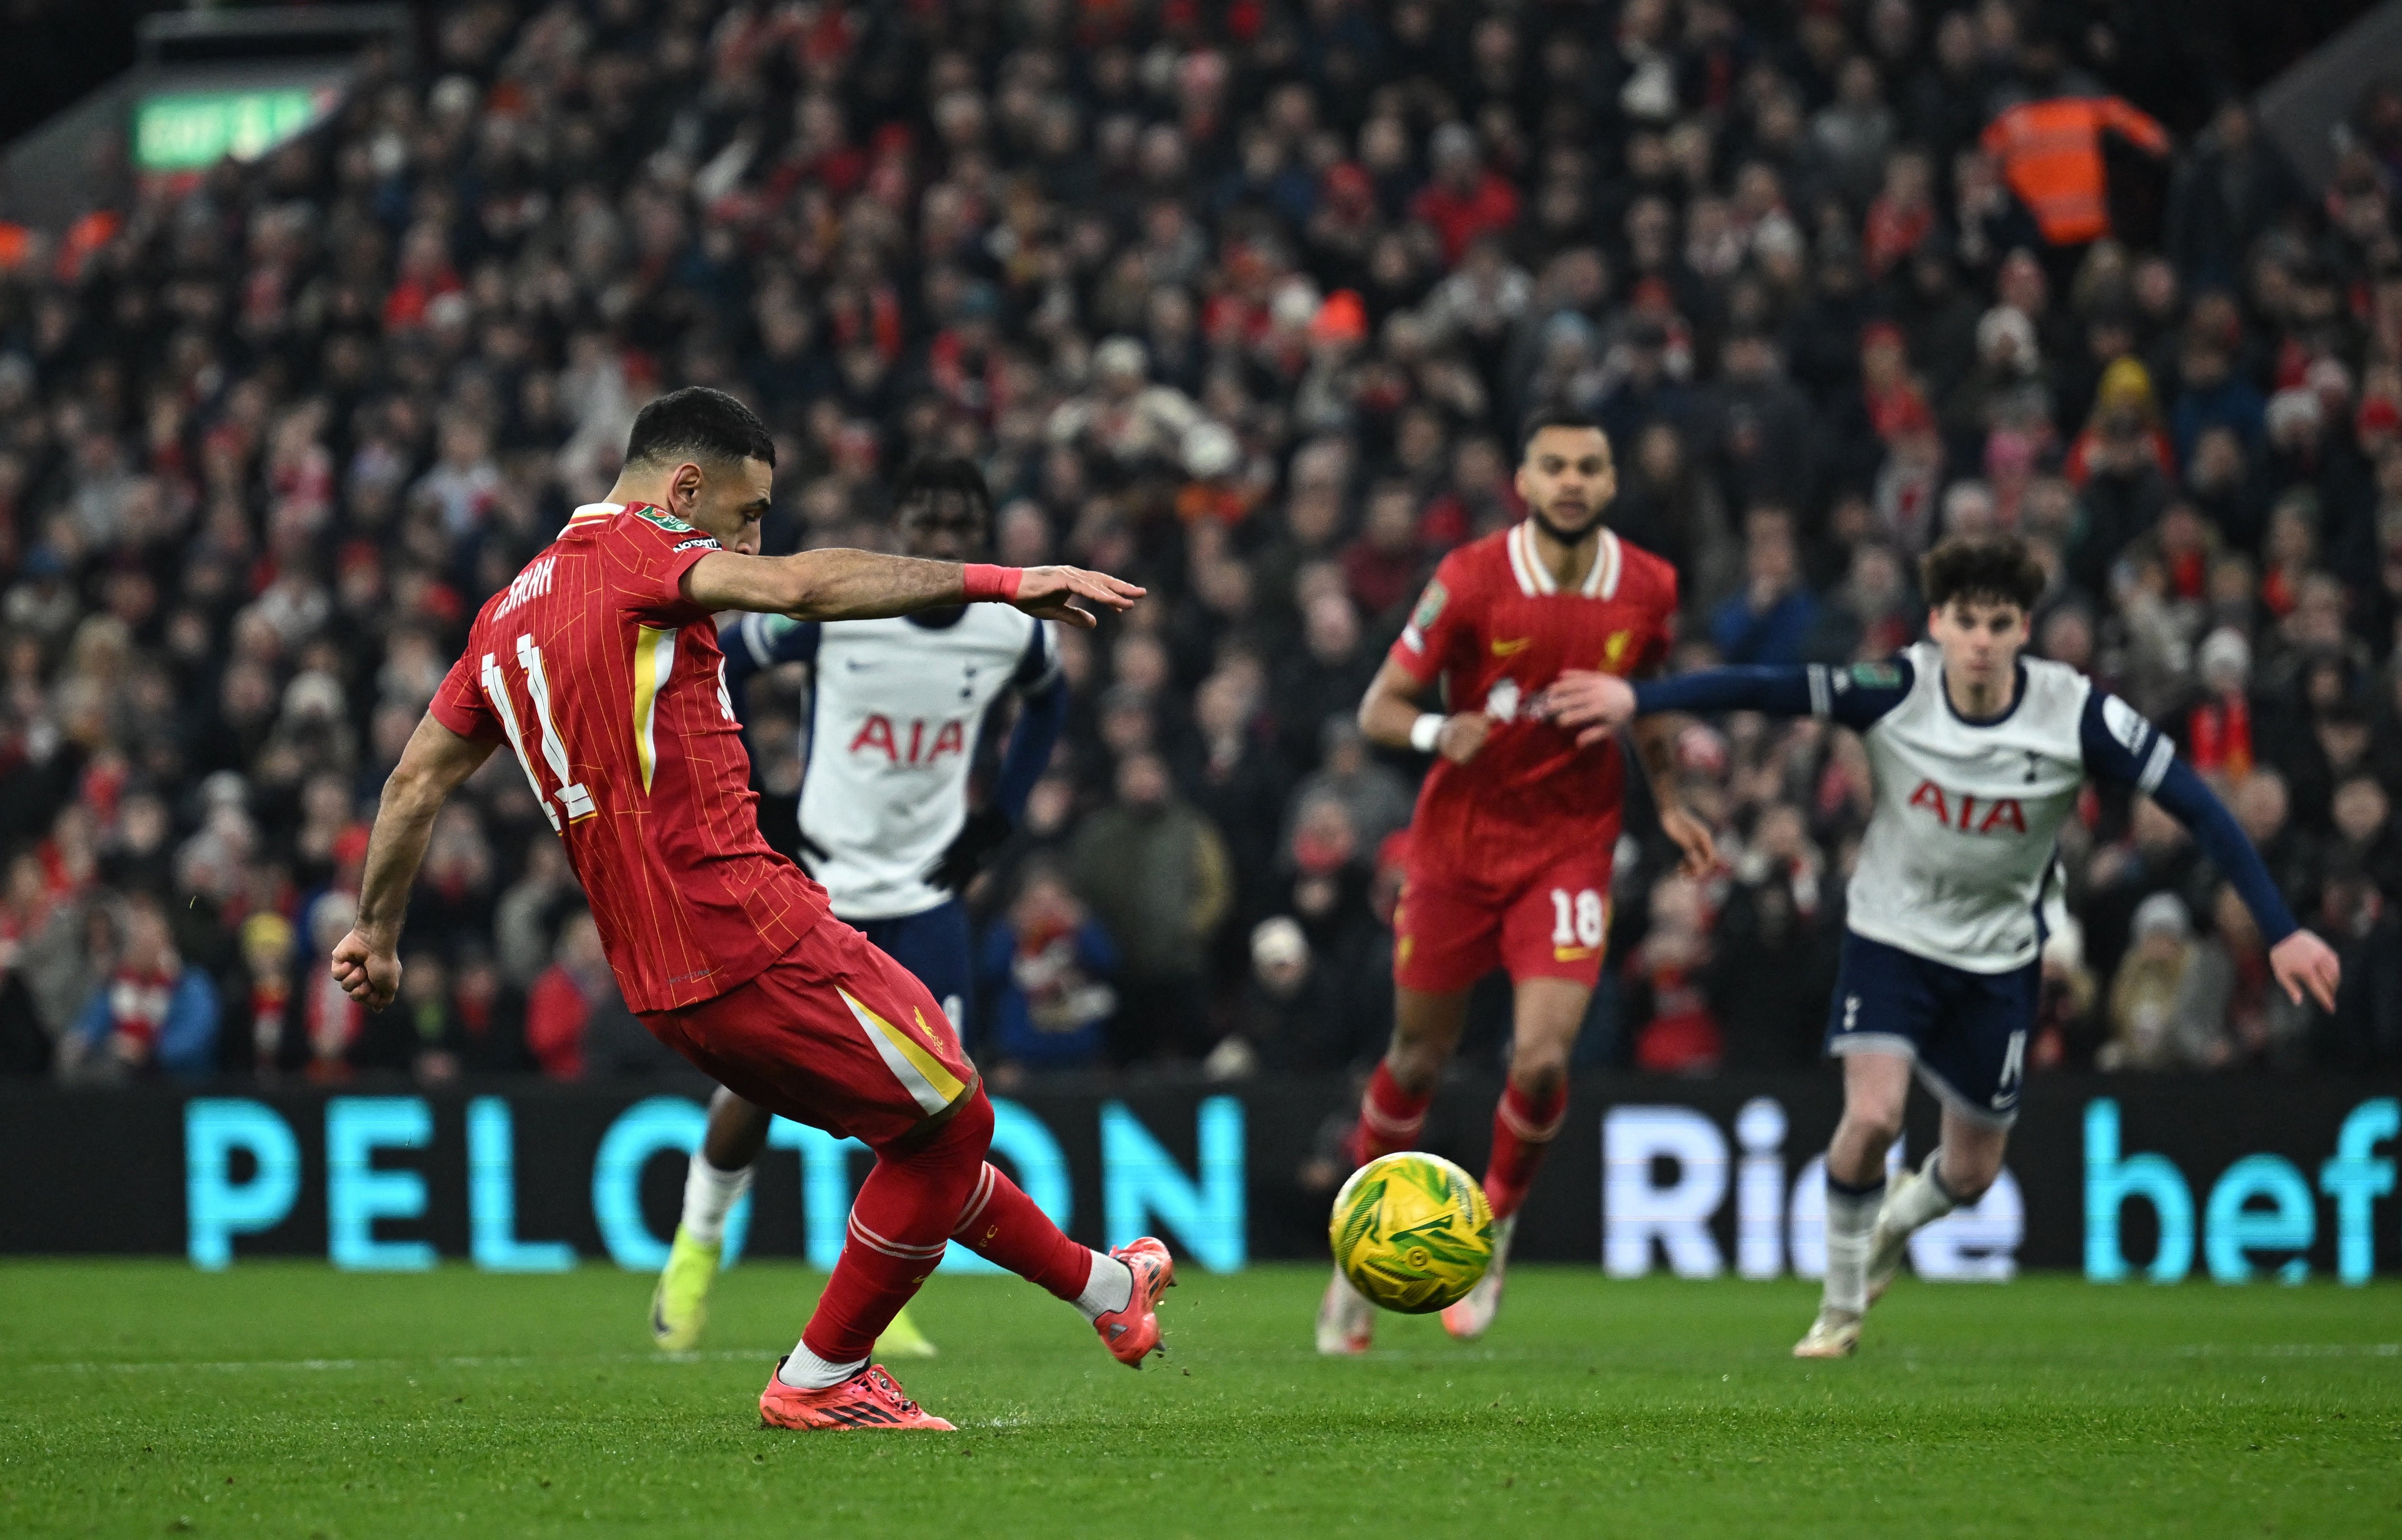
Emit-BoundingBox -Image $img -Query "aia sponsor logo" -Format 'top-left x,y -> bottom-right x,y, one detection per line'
850,713 -> 968,765
1907,779 -> 2028,835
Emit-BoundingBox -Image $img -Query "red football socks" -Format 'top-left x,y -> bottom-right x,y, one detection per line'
1347,1061 -> 1435,1166
1483,1079 -> 1568,1221
799,1096 -> 992,1365
947,1159 -> 1091,1300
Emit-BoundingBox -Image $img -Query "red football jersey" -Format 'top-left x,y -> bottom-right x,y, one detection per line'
1388,520 -> 1678,891
429,502 -> 830,1012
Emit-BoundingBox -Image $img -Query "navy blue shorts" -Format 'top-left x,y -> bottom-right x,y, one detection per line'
1823,930 -> 2037,1125
854,898 -> 974,1039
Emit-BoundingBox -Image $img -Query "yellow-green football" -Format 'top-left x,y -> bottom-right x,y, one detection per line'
1329,1152 -> 1494,1313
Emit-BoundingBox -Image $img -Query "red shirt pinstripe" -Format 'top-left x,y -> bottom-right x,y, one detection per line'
1388,521 -> 1678,892
429,502 -> 830,1011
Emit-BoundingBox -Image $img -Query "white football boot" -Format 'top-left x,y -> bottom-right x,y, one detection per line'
1791,1305 -> 1863,1359
1439,1214 -> 1516,1341
1864,1169 -> 1923,1306
1315,1266 -> 1375,1356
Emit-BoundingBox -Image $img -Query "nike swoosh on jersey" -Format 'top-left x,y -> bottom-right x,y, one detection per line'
1490,636 -> 1533,656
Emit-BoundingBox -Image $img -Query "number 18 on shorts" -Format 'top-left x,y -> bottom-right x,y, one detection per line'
1393,853 -> 1615,995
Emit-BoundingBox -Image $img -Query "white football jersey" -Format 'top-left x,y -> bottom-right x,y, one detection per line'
1841,641 -> 2159,973
1639,638 -> 2292,974
734,607 -> 1054,921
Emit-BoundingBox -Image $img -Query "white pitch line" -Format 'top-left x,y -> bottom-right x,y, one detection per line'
16,1348 -> 783,1375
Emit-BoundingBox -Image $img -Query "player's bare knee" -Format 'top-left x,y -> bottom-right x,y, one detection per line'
1381,1041 -> 1444,1096
1934,1140 -> 2004,1204
1839,1105 -> 1905,1158
1505,1056 -> 1568,1102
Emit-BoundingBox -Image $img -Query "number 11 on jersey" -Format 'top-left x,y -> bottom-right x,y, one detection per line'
484,634 -> 596,831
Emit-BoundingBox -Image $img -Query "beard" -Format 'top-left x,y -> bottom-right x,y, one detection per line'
1529,501 -> 1606,545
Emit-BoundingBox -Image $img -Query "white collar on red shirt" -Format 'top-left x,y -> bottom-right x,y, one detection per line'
1507,520 -> 1620,600
567,501 -> 624,526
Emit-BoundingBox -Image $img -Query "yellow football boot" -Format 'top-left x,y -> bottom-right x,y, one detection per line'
650,1225 -> 719,1351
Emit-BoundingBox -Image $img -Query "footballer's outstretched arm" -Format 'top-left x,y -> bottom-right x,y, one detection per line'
331,713 -> 500,1011
681,548 -> 1142,629
1546,660 -> 1915,746
2079,695 -> 2343,1011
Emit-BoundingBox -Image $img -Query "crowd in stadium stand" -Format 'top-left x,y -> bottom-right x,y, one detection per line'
0,0 -> 2399,1087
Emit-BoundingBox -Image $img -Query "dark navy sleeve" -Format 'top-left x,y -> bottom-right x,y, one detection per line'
988,621 -> 1067,822
719,613 -> 821,734
1010,618 -> 1059,690
2080,690 -> 2299,945
1632,657 -> 1914,732
994,683 -> 1068,824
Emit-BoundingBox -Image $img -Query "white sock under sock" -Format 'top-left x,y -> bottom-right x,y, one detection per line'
680,1153 -> 753,1248
776,1341 -> 868,1391
1072,1250 -> 1134,1321
1822,1176 -> 1884,1316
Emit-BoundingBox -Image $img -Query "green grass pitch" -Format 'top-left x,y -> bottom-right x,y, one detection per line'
3,1262 -> 2395,1538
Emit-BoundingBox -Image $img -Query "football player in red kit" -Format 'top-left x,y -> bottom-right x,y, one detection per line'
331,388 -> 1168,1431
1320,411 -> 1715,1352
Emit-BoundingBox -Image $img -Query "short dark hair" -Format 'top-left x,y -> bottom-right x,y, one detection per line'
623,387 -> 775,470
1518,408 -> 1609,457
889,455 -> 993,522
1921,535 -> 2045,613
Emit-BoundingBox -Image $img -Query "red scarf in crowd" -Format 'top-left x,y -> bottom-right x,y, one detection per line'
106,965 -> 177,1049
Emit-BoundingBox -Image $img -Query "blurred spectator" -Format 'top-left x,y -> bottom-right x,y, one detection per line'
1069,751 -> 1230,1062
61,892 -> 218,1081
2099,891 -> 2207,1070
300,892 -> 366,1081
1288,718 -> 1413,865
2182,882 -> 2314,1070
2166,101 -> 2301,290
1624,873 -> 1721,1074
524,911 -> 647,1081
381,950 -> 465,1084
978,863 -> 1117,1079
235,912 -> 295,1075
2030,916 -> 2101,1070
1271,592 -> 1378,778
1709,804 -> 1835,1069
2318,866 -> 2402,1070
1712,507 -> 1821,665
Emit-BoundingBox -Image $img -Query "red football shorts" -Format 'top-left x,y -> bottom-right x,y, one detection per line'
1392,845 -> 1616,995
640,919 -> 978,1148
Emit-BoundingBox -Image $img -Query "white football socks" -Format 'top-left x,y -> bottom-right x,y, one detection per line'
1072,1250 -> 1135,1321
776,1342 -> 867,1391
1821,1176 -> 1884,1316
679,1153 -> 753,1248
1885,1151 -> 1959,1236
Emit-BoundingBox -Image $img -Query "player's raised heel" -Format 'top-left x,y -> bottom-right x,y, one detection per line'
759,1361 -> 955,1430
1315,1266 -> 1375,1356
1440,1213 -> 1515,1341
1095,1237 -> 1175,1367
650,1225 -> 719,1351
1792,1307 -> 1863,1359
